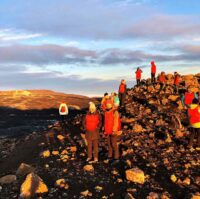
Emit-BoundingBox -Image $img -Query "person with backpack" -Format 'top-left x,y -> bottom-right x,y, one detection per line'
181,86 -> 198,108
158,72 -> 166,93
83,102 -> 102,162
118,79 -> 127,108
187,98 -> 200,148
104,102 -> 121,162
135,67 -> 143,86
151,61 -> 156,83
173,72 -> 181,94
59,101 -> 69,128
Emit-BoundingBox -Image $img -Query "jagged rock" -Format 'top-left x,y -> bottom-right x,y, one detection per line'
147,192 -> 159,199
175,129 -> 184,138
183,177 -> 190,185
168,95 -> 179,101
170,174 -> 177,183
20,173 -> 48,198
70,146 -> 77,152
80,190 -> 92,197
55,179 -> 69,189
125,168 -> 145,184
83,165 -> 94,172
57,135 -> 65,142
16,163 -> 35,176
41,150 -> 50,158
95,186 -> 103,191
125,193 -> 135,199
52,151 -> 59,155
191,193 -> 200,199
0,175 -> 17,184
133,124 -> 143,133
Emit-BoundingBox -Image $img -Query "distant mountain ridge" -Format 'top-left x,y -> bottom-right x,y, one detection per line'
0,90 -> 99,110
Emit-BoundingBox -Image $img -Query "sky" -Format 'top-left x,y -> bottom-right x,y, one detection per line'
0,0 -> 200,96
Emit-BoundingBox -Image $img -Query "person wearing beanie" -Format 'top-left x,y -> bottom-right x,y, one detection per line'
135,67 -> 143,86
59,101 -> 69,130
83,102 -> 102,162
158,72 -> 166,93
188,98 -> 200,148
104,102 -> 121,162
151,61 -> 156,84
173,72 -> 181,94
101,92 -> 110,111
118,79 -> 127,108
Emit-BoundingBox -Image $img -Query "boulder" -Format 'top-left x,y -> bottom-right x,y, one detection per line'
55,179 -> 69,189
83,165 -> 94,172
133,124 -> 143,133
170,174 -> 177,183
168,95 -> 179,101
125,168 -> 145,184
191,193 -> 200,199
20,173 -> 48,198
125,193 -> 135,199
16,163 -> 35,176
0,175 -> 17,184
41,150 -> 50,158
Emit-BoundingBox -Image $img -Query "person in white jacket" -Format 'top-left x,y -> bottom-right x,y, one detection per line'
59,101 -> 69,126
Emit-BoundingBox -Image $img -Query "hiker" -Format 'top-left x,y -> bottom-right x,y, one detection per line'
104,102 -> 121,162
181,86 -> 198,108
188,98 -> 200,148
158,72 -> 166,93
101,92 -> 109,111
118,79 -> 127,108
135,67 -> 143,86
151,61 -> 156,83
173,72 -> 180,94
83,102 -> 102,162
59,101 -> 69,129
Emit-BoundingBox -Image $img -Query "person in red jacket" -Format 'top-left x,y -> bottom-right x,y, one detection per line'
135,67 -> 143,86
188,98 -> 200,148
104,102 -> 121,161
83,102 -> 102,162
158,72 -> 166,93
173,72 -> 180,94
118,79 -> 127,108
151,61 -> 156,83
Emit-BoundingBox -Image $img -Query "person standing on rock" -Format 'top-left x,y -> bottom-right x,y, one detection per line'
158,72 -> 166,93
187,98 -> 200,148
173,72 -> 181,94
83,102 -> 102,162
104,102 -> 121,162
135,67 -> 143,86
151,61 -> 156,84
118,80 -> 127,108
59,101 -> 69,130
101,92 -> 109,111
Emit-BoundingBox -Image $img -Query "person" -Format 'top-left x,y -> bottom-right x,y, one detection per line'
158,72 -> 166,93
187,98 -> 200,148
118,79 -> 127,108
104,102 -> 121,162
83,102 -> 102,162
135,67 -> 143,86
151,61 -> 156,83
59,101 -> 69,130
101,92 -> 109,111
173,72 -> 180,94
181,86 -> 198,108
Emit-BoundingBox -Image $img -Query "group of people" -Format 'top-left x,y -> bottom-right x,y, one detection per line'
58,61 -> 200,163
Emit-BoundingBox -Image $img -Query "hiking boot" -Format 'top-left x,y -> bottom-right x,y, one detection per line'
93,158 -> 98,163
86,158 -> 92,162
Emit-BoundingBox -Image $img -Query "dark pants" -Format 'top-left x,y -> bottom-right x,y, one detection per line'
119,93 -> 126,107
107,135 -> 119,159
151,73 -> 156,83
158,83 -> 165,93
60,115 -> 67,132
87,139 -> 98,159
189,128 -> 200,147
173,84 -> 178,94
136,79 -> 140,86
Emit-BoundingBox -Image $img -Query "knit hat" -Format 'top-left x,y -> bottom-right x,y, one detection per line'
89,102 -> 96,113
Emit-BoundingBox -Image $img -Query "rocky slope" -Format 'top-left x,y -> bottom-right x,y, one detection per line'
0,74 -> 200,199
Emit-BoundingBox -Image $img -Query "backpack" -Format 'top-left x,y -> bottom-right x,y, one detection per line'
61,106 -> 66,113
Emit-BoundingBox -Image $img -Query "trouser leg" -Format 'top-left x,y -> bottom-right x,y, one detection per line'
158,83 -> 163,93
93,139 -> 99,159
119,93 -> 122,107
111,135 -> 119,159
87,139 -> 92,159
197,128 -> 200,147
121,93 -> 126,107
189,128 -> 196,147
107,136 -> 113,158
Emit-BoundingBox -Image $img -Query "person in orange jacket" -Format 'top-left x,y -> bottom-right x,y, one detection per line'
101,92 -> 109,111
173,72 -> 180,94
135,67 -> 143,86
104,102 -> 121,162
83,102 -> 102,162
118,79 -> 127,108
151,61 -> 156,83
158,72 -> 166,93
187,98 -> 200,148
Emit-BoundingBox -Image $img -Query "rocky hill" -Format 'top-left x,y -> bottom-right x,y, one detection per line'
0,90 -> 99,110
0,74 -> 200,199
